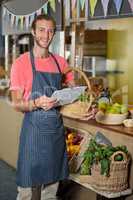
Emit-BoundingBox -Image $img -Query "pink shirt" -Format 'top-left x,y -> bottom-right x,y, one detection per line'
10,52 -> 73,100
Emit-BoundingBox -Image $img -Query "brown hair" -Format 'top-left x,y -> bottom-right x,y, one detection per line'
31,14 -> 56,32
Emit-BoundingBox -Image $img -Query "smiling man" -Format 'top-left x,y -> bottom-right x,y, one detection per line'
10,14 -> 74,200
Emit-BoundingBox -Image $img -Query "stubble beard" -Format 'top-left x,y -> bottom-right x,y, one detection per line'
34,36 -> 53,50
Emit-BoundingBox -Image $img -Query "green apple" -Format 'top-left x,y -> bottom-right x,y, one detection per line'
121,104 -> 128,114
98,102 -> 108,111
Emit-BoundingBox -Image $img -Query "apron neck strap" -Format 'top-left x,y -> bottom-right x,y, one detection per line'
49,52 -> 62,74
30,49 -> 62,75
30,49 -> 36,73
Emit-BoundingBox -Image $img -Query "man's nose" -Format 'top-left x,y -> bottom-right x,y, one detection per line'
43,30 -> 49,38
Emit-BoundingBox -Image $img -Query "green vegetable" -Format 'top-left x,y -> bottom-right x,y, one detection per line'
100,158 -> 110,176
80,138 -> 128,176
78,93 -> 90,102
114,154 -> 123,161
80,153 -> 93,175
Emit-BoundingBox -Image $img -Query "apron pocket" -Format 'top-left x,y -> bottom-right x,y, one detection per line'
36,115 -> 57,134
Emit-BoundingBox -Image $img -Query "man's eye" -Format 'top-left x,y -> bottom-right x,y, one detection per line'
48,29 -> 55,34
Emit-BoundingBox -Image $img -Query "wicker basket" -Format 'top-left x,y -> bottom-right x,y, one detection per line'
91,151 -> 130,192
60,67 -> 94,119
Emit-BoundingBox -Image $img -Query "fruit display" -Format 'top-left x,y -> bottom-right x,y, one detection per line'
98,102 -> 128,114
96,101 -> 128,125
65,129 -> 83,160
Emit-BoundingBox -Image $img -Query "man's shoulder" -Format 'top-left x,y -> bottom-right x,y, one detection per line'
52,53 -> 66,63
15,52 -> 29,63
12,52 -> 30,71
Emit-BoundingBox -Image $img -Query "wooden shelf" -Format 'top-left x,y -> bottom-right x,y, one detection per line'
69,173 -> 132,199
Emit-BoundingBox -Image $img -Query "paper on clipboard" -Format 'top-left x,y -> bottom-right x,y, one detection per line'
52,86 -> 87,106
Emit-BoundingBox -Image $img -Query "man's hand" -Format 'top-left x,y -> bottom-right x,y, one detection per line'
35,95 -> 57,111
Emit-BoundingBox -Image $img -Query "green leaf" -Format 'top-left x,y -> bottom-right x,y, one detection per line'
100,158 -> 110,176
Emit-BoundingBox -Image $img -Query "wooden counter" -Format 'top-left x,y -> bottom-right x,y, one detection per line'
63,116 -> 133,200
64,117 -> 133,137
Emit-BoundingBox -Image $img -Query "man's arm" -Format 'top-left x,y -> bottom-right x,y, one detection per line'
11,90 -> 36,112
11,90 -> 57,112
66,79 -> 75,88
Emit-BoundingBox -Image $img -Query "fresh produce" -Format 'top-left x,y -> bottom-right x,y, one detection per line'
78,93 -> 90,102
66,130 -> 83,159
114,153 -> 124,161
80,138 -> 128,176
98,101 -> 108,112
98,101 -> 128,114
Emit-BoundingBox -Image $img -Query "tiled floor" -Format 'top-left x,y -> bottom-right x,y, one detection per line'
0,160 -> 17,200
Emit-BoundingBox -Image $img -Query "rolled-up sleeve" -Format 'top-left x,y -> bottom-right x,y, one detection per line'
10,59 -> 24,92
62,59 -> 74,84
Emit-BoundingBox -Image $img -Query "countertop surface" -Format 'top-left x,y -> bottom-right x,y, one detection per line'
63,116 -> 133,137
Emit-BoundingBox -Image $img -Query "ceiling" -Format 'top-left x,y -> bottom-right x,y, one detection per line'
2,0 -> 48,15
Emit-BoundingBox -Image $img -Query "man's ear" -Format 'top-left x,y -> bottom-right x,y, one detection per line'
31,29 -> 35,37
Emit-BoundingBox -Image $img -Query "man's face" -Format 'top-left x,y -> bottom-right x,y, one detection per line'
32,19 -> 55,49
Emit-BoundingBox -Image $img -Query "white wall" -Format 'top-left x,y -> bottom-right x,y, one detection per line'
0,99 -> 23,168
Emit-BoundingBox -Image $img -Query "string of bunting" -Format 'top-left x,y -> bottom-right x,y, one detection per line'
65,0 -> 133,20
2,0 -> 60,29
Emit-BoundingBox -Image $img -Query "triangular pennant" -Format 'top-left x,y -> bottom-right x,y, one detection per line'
15,16 -> 19,27
113,0 -> 123,14
20,16 -> 24,29
128,0 -> 133,11
77,0 -> 80,19
64,0 -> 70,22
36,8 -> 42,16
63,0 -> 67,7
11,14 -> 15,26
43,2 -> 48,14
29,14 -> 35,26
25,16 -> 30,29
85,0 -> 89,18
2,6 -> 7,18
90,0 -> 98,16
49,0 -> 56,12
80,0 -> 85,10
101,0 -> 109,16
72,0 -> 77,10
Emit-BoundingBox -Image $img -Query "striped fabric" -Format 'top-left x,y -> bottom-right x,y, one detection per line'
16,50 -> 69,187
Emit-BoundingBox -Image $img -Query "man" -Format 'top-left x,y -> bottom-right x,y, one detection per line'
10,14 -> 74,200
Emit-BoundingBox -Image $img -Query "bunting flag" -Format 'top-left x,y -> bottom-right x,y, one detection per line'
25,16 -> 30,29
43,2 -> 48,14
49,0 -> 55,12
2,0 -> 59,30
101,0 -> 109,16
128,0 -> 133,11
89,0 -> 98,16
20,16 -> 24,30
80,0 -> 86,10
113,0 -> 123,14
11,14 -> 15,26
77,0 -> 80,20
64,0 -> 70,25
85,0 -> 89,18
15,16 -> 19,27
72,0 -> 77,10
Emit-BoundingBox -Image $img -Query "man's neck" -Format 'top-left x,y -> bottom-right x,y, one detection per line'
33,46 -> 49,58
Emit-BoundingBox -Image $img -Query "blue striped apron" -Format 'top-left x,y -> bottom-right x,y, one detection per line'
16,50 -> 69,187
